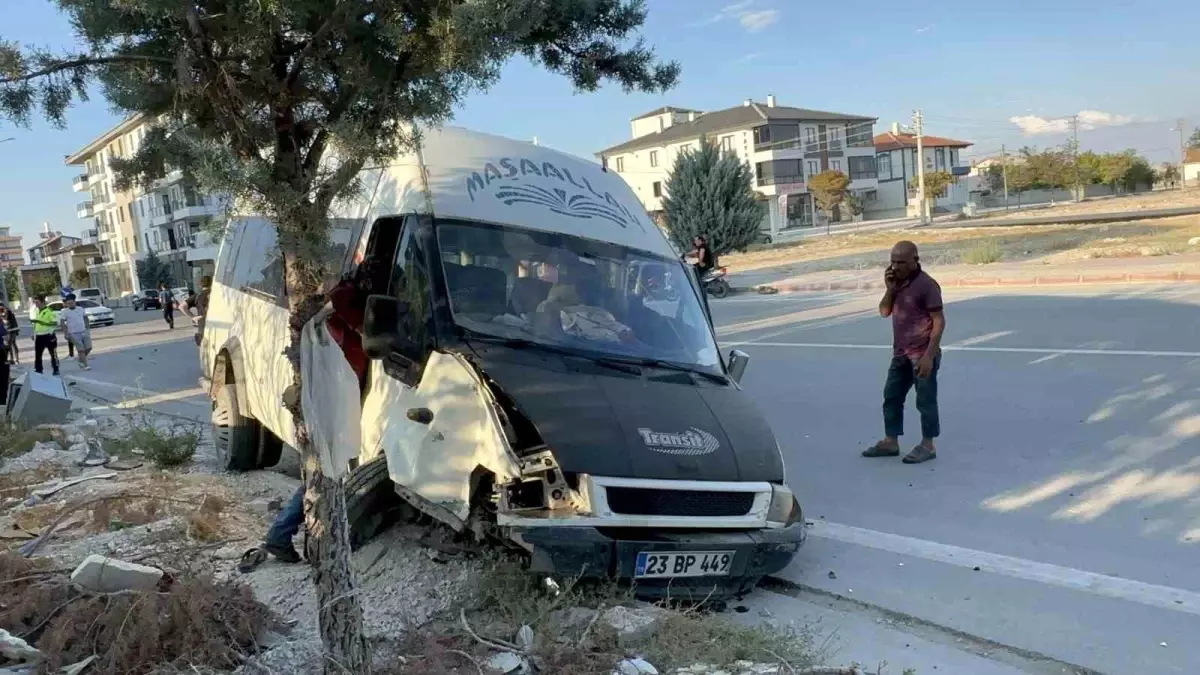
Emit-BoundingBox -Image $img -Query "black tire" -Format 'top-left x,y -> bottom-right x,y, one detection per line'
345,457 -> 403,550
259,427 -> 284,468
709,279 -> 730,299
212,380 -> 261,472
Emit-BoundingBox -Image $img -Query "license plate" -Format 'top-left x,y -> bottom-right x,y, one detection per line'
635,550 -> 734,578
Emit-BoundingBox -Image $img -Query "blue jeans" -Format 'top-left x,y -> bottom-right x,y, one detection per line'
265,486 -> 304,548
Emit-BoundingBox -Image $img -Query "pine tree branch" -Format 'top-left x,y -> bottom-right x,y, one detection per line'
0,54 -> 175,85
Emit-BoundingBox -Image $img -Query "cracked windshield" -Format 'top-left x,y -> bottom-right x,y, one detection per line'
437,220 -> 720,370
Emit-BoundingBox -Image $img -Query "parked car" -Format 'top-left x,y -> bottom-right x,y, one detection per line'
75,287 -> 107,306
199,126 -> 804,601
132,290 -> 162,311
47,299 -> 115,327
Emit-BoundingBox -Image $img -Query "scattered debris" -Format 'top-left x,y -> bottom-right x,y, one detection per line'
615,657 -> 659,674
603,605 -> 668,645
31,472 -> 117,499
542,576 -> 561,597
828,571 -> 837,579
514,624 -> 534,652
69,554 -> 165,593
483,651 -> 528,673
0,629 -> 40,662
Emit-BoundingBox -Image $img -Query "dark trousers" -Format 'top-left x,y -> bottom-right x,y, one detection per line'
163,306 -> 174,328
0,356 -> 8,405
883,353 -> 940,440
34,334 -> 59,375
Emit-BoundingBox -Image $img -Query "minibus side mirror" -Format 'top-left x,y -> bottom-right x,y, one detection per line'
363,294 -> 411,359
727,349 -> 751,383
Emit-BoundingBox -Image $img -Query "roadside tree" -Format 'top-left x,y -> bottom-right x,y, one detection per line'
136,250 -> 172,290
1097,151 -> 1135,192
68,269 -> 90,288
2,268 -> 18,302
1189,127 -> 1200,149
1159,163 -> 1181,188
662,137 -> 764,256
0,3 -> 676,672
910,170 -> 954,202
808,170 -> 851,222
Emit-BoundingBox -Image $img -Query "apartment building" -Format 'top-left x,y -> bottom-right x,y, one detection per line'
26,223 -> 102,291
597,96 -> 878,236
0,225 -> 22,269
871,124 -> 972,218
66,115 -> 227,298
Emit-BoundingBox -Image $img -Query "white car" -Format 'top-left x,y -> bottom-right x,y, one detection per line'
48,299 -> 115,327
76,287 -> 107,306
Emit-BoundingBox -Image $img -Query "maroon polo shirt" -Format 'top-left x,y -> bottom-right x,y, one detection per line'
891,268 -> 943,359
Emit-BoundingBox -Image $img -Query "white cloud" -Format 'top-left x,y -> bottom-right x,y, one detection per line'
1009,109 -> 1136,135
737,52 -> 763,63
739,10 -> 779,32
691,1 -> 779,32
914,23 -> 936,33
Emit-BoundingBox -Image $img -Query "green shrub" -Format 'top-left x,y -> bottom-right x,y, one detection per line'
962,240 -> 1004,264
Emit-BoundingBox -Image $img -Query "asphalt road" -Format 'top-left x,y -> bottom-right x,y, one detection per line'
714,284 -> 1200,675
20,286 -> 1200,674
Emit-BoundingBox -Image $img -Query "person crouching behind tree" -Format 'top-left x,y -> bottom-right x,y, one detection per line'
58,294 -> 93,370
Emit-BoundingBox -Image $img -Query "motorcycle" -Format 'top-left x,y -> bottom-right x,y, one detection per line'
681,255 -> 731,299
699,266 -> 731,299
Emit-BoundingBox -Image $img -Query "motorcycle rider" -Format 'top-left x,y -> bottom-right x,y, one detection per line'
687,234 -> 716,280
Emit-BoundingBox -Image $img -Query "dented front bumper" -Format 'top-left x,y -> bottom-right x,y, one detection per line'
514,514 -> 806,601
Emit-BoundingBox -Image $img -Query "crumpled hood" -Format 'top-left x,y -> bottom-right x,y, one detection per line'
474,348 -> 784,482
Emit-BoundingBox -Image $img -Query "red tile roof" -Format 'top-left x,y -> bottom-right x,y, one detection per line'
1185,148 -> 1200,165
874,132 -> 972,152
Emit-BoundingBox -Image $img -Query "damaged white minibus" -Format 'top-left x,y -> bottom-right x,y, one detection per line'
200,126 -> 805,599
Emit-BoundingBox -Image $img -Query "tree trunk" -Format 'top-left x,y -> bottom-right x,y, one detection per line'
282,248 -> 368,674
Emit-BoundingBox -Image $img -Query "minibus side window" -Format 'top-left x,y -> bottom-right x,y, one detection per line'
386,219 -> 434,377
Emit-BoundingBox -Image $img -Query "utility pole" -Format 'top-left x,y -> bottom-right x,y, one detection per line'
1176,118 -> 1186,190
913,109 -> 928,224
1001,144 -> 1010,210
1069,115 -> 1081,201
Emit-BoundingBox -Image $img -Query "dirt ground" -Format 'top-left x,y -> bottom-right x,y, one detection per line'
725,214 -> 1200,276
978,187 -> 1200,222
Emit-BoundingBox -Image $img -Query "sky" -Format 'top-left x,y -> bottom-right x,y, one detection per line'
3,0 -> 1200,256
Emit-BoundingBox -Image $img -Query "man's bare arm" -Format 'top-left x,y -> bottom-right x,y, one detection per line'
925,310 -> 946,357
879,288 -> 897,317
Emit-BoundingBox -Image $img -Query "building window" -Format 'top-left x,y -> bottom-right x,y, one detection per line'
805,127 -> 818,145
848,156 -> 877,180
652,181 -> 662,197
755,159 -> 804,186
831,159 -> 843,172
720,136 -> 733,153
827,127 -> 842,149
649,150 -> 659,168
807,160 -> 820,176
877,153 -> 892,180
753,125 -> 772,147
615,157 -> 624,172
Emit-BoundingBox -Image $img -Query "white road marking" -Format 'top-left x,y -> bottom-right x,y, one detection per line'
63,374 -> 209,409
724,341 -> 1200,358
809,520 -> 1200,617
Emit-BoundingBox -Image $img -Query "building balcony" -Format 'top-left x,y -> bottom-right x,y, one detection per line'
77,201 -> 94,219
172,201 -> 225,220
72,174 -> 90,192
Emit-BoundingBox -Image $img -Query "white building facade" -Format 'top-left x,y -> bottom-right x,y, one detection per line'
67,116 -> 226,299
597,97 -> 878,238
871,124 -> 972,219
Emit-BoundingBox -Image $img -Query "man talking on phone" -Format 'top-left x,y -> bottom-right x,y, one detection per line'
862,241 -> 945,464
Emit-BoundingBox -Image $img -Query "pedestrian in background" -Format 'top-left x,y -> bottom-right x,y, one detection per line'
159,283 -> 176,329
862,241 -> 946,464
29,296 -> 60,376
2,304 -> 19,364
57,294 -> 93,370
0,313 -> 9,404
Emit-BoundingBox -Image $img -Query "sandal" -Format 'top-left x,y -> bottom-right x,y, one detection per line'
902,445 -> 937,464
237,547 -> 268,573
862,443 -> 900,458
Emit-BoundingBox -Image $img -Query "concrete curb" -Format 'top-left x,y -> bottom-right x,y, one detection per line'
740,271 -> 1200,294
